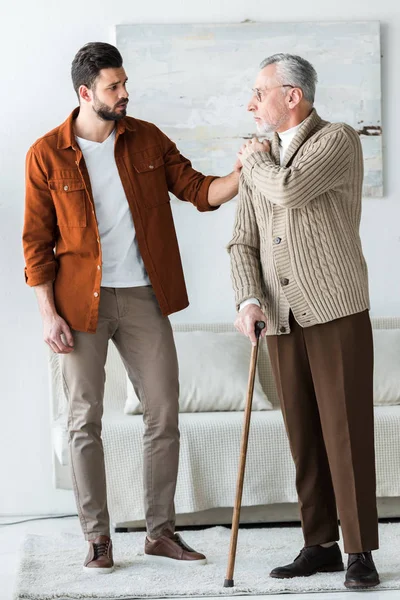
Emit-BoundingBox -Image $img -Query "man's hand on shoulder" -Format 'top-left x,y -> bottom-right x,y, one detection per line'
233,154 -> 243,174
238,137 -> 271,166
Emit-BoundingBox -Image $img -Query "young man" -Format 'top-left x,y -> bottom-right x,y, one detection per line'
23,42 -> 239,573
229,53 -> 380,590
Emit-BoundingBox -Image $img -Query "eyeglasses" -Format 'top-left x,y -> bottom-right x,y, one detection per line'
251,84 -> 294,102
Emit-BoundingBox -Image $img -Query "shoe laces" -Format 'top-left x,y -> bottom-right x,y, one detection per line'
352,552 -> 370,561
293,548 -> 307,562
349,552 -> 372,567
295,545 -> 331,564
172,533 -> 193,552
93,540 -> 110,559
173,534 -> 188,550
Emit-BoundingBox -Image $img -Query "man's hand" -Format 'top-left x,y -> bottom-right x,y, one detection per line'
238,137 -> 271,166
43,314 -> 74,354
233,154 -> 243,173
34,281 -> 74,354
234,304 -> 268,346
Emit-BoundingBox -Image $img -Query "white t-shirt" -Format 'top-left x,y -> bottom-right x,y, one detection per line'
277,122 -> 303,164
76,129 -> 150,288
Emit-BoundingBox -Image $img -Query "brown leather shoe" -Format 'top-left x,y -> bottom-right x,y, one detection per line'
145,532 -> 207,565
83,535 -> 114,574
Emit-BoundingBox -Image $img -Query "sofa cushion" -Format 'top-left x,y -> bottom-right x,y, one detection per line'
104,406 -> 400,522
124,331 -> 272,414
373,329 -> 400,406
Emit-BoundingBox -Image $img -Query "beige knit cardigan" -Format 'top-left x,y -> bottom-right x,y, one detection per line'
228,109 -> 370,335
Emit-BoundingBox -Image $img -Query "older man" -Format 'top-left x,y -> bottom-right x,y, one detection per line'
228,53 -> 379,590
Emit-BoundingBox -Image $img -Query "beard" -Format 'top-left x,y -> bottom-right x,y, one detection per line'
256,121 -> 275,137
92,95 -> 128,122
256,107 -> 289,136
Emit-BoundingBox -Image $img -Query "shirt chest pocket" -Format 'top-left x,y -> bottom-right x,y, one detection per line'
132,154 -> 170,208
48,179 -> 87,227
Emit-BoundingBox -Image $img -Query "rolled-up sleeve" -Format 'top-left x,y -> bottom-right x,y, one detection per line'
157,128 -> 219,212
23,147 -> 57,286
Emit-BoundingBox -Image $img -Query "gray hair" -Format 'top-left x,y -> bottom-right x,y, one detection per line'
260,53 -> 318,104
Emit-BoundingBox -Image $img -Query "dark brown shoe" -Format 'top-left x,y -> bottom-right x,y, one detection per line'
345,552 -> 380,589
270,544 -> 344,578
83,535 -> 114,574
145,532 -> 207,565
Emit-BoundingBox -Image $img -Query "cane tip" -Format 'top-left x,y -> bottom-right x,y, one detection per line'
224,579 -> 234,588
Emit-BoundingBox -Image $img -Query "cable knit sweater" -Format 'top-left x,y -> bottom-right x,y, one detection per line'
227,109 -> 370,335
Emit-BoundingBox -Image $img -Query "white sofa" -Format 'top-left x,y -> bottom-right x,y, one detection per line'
50,318 -> 400,530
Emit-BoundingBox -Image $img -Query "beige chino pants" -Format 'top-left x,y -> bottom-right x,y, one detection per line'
61,286 -> 179,541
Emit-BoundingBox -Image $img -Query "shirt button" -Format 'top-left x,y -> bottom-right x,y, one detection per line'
149,164 -> 154,169
280,277 -> 289,286
279,326 -> 286,333
274,237 -> 282,245
97,265 -> 101,270
63,185 -> 69,191
94,292 -> 99,298
97,237 -> 100,243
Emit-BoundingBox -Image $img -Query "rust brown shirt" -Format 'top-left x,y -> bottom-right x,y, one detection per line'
23,108 -> 218,332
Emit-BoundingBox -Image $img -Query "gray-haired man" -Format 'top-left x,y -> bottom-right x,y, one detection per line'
228,54 -> 380,590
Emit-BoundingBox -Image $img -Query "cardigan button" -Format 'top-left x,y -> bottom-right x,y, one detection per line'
279,326 -> 286,333
274,237 -> 282,245
280,277 -> 289,286
63,185 -> 69,191
94,292 -> 99,298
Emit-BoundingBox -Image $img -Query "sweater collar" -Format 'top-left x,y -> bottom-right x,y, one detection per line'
278,122 -> 303,148
271,108 -> 322,167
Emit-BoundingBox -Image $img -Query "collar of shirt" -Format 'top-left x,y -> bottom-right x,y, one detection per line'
75,128 -> 116,152
57,107 -> 135,150
277,121 -> 304,157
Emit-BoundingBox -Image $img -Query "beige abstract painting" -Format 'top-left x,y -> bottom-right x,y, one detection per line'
116,21 -> 382,197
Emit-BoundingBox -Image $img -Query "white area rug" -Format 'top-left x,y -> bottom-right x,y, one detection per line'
14,524 -> 400,599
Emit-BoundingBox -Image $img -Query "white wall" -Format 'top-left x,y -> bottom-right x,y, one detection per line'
1,0 -> 399,515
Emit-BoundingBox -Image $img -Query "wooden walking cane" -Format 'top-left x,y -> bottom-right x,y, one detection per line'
224,320 -> 266,588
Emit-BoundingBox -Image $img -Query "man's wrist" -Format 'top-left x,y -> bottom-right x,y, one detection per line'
40,307 -> 58,319
239,298 -> 260,311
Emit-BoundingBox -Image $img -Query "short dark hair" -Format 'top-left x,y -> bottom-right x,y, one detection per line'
71,42 -> 123,98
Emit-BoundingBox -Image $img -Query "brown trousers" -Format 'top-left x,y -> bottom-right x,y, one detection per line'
267,310 -> 379,554
61,286 -> 179,541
